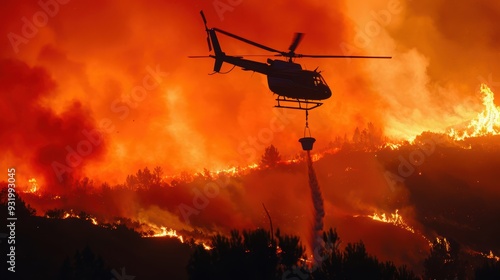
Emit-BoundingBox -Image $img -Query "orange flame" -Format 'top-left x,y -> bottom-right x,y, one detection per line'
202,243 -> 213,250
486,250 -> 500,261
368,209 -> 415,234
58,210 -> 99,226
62,211 -> 80,219
145,225 -> 212,250
149,226 -> 185,243
435,237 -> 451,252
449,84 -> 500,140
23,178 -> 40,195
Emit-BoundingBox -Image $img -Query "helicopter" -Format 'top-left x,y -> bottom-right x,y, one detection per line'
190,11 -> 391,110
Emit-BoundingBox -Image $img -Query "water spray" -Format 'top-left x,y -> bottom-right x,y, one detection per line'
299,110 -> 325,265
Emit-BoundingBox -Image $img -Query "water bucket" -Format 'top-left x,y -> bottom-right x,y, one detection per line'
299,137 -> 316,151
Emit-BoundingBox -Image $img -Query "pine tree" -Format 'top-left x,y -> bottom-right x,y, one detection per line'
260,145 -> 281,168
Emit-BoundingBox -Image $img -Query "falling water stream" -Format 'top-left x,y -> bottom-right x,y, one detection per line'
306,150 -> 325,265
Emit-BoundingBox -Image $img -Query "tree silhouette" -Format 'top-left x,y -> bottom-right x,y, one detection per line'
126,166 -> 164,189
424,237 -> 465,280
46,208 -> 66,219
59,246 -> 112,280
352,127 -> 361,147
276,228 -> 305,270
261,145 -> 281,168
475,260 -> 500,279
0,188 -> 36,218
188,228 -> 279,280
187,227 -> 420,280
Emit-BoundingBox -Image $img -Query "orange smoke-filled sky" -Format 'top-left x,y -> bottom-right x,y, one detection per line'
1,0 -> 499,188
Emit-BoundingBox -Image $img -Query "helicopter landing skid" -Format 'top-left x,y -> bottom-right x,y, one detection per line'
274,96 -> 323,111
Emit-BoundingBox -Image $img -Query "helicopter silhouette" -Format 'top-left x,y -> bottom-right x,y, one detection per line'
190,11 -> 391,110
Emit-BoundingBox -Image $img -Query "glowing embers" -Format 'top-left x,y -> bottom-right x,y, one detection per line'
449,84 -> 500,140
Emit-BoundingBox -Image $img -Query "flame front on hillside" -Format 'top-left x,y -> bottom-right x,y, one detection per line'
145,225 -> 213,250
149,226 -> 185,243
355,210 -> 432,246
449,84 -> 500,141
368,210 -> 415,234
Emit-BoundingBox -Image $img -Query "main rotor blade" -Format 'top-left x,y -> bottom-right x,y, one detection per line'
200,10 -> 208,28
189,54 -> 273,59
213,27 -> 282,54
228,54 -> 275,57
296,54 -> 392,59
288,33 -> 304,53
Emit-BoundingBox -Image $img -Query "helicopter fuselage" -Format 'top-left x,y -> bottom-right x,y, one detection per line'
214,53 -> 332,100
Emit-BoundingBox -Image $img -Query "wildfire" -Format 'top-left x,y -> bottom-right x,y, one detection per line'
212,163 -> 260,176
26,178 -> 38,193
361,210 -> 435,247
197,152 -> 325,178
435,237 -> 451,252
486,250 -> 500,261
368,209 -> 415,234
145,225 -> 212,250
147,226 -> 185,243
383,142 -> 403,150
59,210 -> 99,226
448,84 -> 500,140
62,211 -> 80,219
473,250 -> 500,262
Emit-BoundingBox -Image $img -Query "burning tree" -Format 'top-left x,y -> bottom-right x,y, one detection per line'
424,237 -> 465,280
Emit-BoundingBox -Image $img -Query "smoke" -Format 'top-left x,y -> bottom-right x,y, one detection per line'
0,59 -> 106,194
1,0 -> 499,185
306,150 -> 325,264
2,0 -> 500,272
0,0 -> 363,184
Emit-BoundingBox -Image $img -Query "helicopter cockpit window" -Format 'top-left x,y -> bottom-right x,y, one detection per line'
319,75 -> 328,86
313,74 -> 326,86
